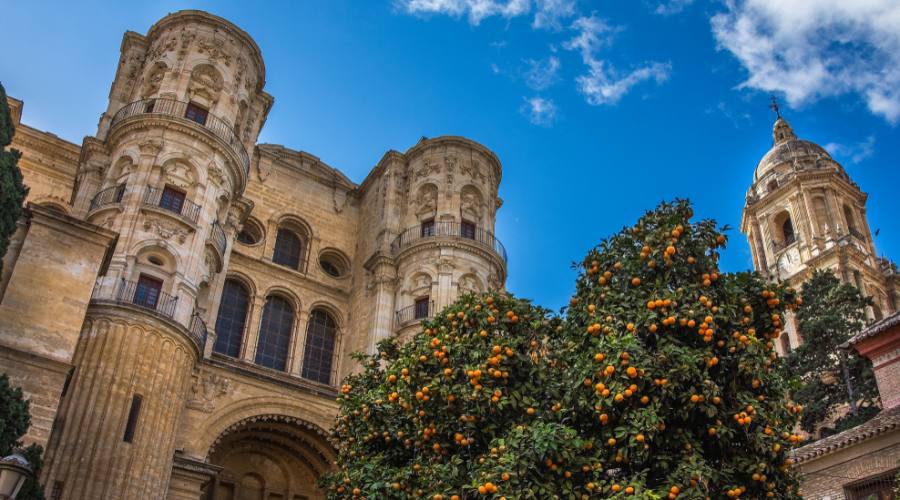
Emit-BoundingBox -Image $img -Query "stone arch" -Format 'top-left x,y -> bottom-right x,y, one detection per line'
772,209 -> 796,246
274,214 -> 313,241
106,153 -> 137,189
460,184 -> 484,224
306,301 -> 345,329
187,63 -> 225,108
457,272 -> 484,296
224,271 -> 258,300
142,60 -> 169,98
33,198 -> 69,214
261,285 -> 302,314
414,182 -> 438,219
154,155 -> 204,196
198,405 -> 335,500
406,270 -> 434,296
129,240 -> 183,277
843,203 -> 859,234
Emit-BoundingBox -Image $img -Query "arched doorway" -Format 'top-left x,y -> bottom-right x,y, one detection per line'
204,415 -> 333,500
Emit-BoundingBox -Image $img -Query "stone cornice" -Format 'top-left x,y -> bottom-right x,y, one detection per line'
26,203 -> 117,247
85,302 -> 203,359
403,135 -> 503,184
229,250 -> 351,300
256,144 -> 357,192
394,237 -> 508,282
147,10 -> 266,91
107,115 -> 246,194
13,123 -> 81,165
204,354 -> 339,399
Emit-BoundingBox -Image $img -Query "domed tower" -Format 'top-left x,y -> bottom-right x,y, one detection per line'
353,136 -> 506,354
43,11 -> 271,498
741,112 -> 899,355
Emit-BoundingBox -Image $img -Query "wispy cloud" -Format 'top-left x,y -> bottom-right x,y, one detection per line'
520,96 -> 559,126
564,15 -> 671,105
711,0 -> 900,123
824,136 -> 876,165
523,56 -> 561,90
704,100 -> 752,128
653,0 -> 694,16
397,0 -> 576,27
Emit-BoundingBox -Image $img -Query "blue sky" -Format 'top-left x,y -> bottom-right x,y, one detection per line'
3,0 -> 899,311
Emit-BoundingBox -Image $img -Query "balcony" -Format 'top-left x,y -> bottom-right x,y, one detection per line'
90,279 -> 208,352
395,301 -> 435,328
91,278 -> 178,320
209,220 -> 227,258
189,312 -> 209,351
110,98 -> 250,178
391,222 -> 508,263
142,186 -> 201,224
89,184 -> 126,211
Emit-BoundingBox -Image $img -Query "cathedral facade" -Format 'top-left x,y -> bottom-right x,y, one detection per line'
0,11 -> 506,500
741,114 -> 900,355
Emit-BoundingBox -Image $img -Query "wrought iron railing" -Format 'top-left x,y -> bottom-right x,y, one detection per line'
110,98 -> 250,177
395,301 -> 435,327
189,312 -> 209,351
210,220 -> 227,257
391,222 -> 508,262
142,186 -> 201,223
91,279 -> 178,320
89,184 -> 127,211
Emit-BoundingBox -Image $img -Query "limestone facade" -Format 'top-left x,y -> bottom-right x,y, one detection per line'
741,116 -> 900,356
0,10 -> 506,500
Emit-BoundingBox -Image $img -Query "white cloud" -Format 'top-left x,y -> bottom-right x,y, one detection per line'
523,56 -> 561,90
521,96 -> 559,126
575,59 -> 671,105
711,0 -> 900,123
397,0 -> 577,28
653,0 -> 694,16
399,0 -> 530,25
564,15 -> 671,105
532,0 -> 578,30
824,136 -> 876,165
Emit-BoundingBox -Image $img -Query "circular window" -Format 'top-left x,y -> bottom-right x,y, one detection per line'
236,218 -> 264,246
147,255 -> 165,266
318,250 -> 348,278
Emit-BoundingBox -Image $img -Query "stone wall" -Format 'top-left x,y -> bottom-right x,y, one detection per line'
797,431 -> 900,499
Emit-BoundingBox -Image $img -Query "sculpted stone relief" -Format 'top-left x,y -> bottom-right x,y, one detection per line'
142,217 -> 190,244
416,184 -> 438,216
196,36 -> 233,67
163,160 -> 198,190
142,62 -> 168,97
460,186 -> 484,221
187,372 -> 232,413
458,274 -> 481,295
189,65 -> 224,104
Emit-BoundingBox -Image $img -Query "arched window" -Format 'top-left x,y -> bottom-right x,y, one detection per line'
782,217 -> 795,245
255,296 -> 294,371
213,279 -> 250,358
302,309 -> 337,385
844,205 -> 859,234
272,228 -> 303,270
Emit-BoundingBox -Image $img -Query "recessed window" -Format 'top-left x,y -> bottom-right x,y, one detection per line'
414,297 -> 431,320
214,279 -> 251,358
256,296 -> 294,371
421,218 -> 435,237
273,228 -> 304,270
123,394 -> 143,443
236,218 -> 263,246
318,251 -> 348,278
185,102 -> 209,126
302,309 -> 337,385
147,255 -> 164,266
159,185 -> 186,215
134,274 -> 163,309
461,220 -> 476,240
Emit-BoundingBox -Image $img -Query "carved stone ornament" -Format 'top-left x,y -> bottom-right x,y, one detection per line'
196,37 -> 233,67
142,62 -> 168,97
138,139 -> 163,156
188,65 -> 224,104
147,36 -> 177,63
143,217 -> 189,244
186,372 -> 232,413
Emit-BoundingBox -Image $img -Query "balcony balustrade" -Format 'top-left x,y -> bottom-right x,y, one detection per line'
110,98 -> 250,177
142,186 -> 201,223
391,222 -> 507,263
89,184 -> 126,211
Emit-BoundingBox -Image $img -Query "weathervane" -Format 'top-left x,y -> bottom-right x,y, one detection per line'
769,95 -> 782,118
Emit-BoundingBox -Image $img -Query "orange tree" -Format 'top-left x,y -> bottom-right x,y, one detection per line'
323,200 -> 804,499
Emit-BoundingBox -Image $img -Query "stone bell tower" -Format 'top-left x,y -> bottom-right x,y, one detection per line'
41,11 -> 271,499
741,111 -> 900,355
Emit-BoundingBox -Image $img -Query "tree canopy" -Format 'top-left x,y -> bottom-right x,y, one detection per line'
0,82 -> 29,276
787,269 -> 878,435
324,200 -> 804,499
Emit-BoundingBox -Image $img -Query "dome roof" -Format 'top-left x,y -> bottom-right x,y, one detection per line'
754,117 -> 834,181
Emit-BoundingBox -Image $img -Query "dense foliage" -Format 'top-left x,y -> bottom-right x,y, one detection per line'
324,200 -> 804,499
787,270 -> 878,435
0,82 -> 29,276
0,374 -> 44,500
